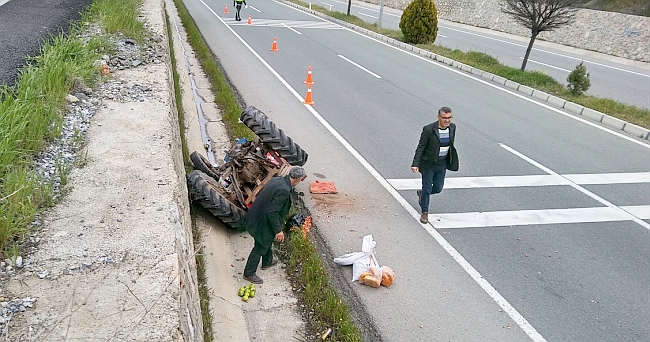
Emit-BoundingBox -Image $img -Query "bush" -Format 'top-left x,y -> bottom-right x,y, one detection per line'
567,61 -> 591,95
399,0 -> 438,44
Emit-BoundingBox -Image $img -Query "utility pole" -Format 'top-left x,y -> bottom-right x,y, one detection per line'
378,0 -> 385,28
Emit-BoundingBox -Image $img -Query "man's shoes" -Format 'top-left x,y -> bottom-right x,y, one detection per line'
243,274 -> 263,284
420,212 -> 429,224
261,259 -> 279,270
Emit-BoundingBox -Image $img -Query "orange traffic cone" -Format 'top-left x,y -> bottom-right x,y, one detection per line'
303,85 -> 314,105
304,66 -> 314,85
247,14 -> 252,25
271,37 -> 278,52
224,5 -> 229,14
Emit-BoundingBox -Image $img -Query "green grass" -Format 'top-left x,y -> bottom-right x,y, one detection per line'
172,0 -> 254,142
171,0 -> 363,339
288,0 -> 650,129
0,0 -> 145,253
281,224 -> 362,341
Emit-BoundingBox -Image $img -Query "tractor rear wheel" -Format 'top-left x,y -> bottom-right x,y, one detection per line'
187,170 -> 246,230
240,106 -> 308,166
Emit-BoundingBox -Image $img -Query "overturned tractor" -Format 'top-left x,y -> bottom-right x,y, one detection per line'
187,106 -> 308,230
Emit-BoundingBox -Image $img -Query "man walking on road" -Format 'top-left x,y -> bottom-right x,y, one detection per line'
411,107 -> 458,224
243,166 -> 307,284
234,0 -> 247,21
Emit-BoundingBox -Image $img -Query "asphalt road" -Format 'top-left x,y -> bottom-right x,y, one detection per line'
0,0 -> 94,86
2,0 -> 648,340
182,0 -> 650,341
316,0 -> 650,109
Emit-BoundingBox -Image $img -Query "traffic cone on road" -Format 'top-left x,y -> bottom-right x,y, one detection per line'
304,66 -> 314,85
247,14 -> 252,25
224,5 -> 229,14
303,85 -> 314,105
271,37 -> 278,52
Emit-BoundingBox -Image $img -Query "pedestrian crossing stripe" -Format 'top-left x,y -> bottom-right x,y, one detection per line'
224,18 -> 343,29
389,172 -> 649,228
430,205 -> 650,229
388,172 -> 650,190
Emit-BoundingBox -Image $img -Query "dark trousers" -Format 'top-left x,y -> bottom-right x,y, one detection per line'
235,4 -> 242,20
419,166 -> 447,213
244,239 -> 273,277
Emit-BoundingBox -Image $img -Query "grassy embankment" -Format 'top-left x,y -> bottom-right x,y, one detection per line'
288,0 -> 650,129
0,0 -> 146,255
172,0 -> 362,340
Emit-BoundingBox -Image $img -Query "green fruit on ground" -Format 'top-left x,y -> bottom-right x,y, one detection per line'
238,291 -> 244,297
249,292 -> 255,298
242,295 -> 249,302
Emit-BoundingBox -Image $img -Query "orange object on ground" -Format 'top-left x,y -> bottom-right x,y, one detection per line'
271,37 -> 278,51
310,180 -> 337,194
247,14 -> 252,25
304,66 -> 314,85
303,85 -> 314,105
224,5 -> 229,14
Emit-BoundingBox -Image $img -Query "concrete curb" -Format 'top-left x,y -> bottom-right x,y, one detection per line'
284,1 -> 650,141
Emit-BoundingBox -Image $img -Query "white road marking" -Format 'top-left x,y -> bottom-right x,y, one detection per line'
624,205 -> 650,219
225,18 -> 342,29
249,6 -> 261,12
522,58 -> 572,72
501,143 -> 649,229
338,55 -> 382,78
282,22 -> 302,34
338,22 -> 649,148
0,0 -> 9,7
438,34 -> 448,38
387,172 -> 650,190
270,2 -> 547,340
358,12 -> 377,19
324,0 -> 648,77
441,26 -> 650,78
212,1 -> 620,339
431,206 -> 650,229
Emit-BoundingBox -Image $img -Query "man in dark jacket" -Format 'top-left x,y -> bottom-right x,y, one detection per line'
243,166 -> 306,284
411,107 -> 457,224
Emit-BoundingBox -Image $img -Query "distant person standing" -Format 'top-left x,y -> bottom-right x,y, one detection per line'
242,166 -> 307,284
411,107 -> 458,224
234,0 -> 247,21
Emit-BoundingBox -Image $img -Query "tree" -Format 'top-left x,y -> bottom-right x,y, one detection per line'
567,61 -> 591,95
502,0 -> 577,71
399,0 -> 438,45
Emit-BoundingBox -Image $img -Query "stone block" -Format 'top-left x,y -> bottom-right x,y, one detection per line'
461,64 -> 473,72
602,115 -> 626,130
581,108 -> 604,122
547,95 -> 566,108
563,101 -> 584,115
531,90 -> 549,101
517,85 -> 534,96
470,68 -> 483,77
492,75 -> 507,85
623,122 -> 650,139
504,80 -> 519,91
481,72 -> 495,81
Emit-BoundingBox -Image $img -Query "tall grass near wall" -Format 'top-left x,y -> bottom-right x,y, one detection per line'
0,0 -> 143,255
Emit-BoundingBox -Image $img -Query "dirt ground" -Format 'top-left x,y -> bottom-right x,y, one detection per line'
1,0 -> 306,340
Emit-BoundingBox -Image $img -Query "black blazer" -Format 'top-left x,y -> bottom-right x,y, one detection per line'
244,176 -> 292,248
412,122 -> 457,172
